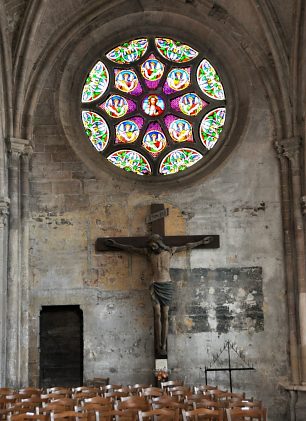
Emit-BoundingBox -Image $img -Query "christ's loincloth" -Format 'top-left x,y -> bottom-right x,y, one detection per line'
150,282 -> 174,306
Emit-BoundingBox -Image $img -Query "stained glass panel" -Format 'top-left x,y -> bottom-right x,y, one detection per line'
142,95 -> 165,117
199,108 -> 226,150
107,39 -> 148,64
164,68 -> 190,94
114,69 -> 140,94
197,59 -> 225,100
82,61 -> 109,103
159,148 -> 203,175
169,93 -> 206,116
164,116 -> 193,143
142,123 -> 167,157
107,150 -> 151,175
115,119 -> 141,144
82,111 -> 109,151
81,36 -> 227,177
99,95 -> 137,118
155,38 -> 198,62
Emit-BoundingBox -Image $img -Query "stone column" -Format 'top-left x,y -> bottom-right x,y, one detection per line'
6,138 -> 30,388
275,141 -> 300,384
0,198 -> 9,386
279,137 -> 306,383
20,145 -> 32,386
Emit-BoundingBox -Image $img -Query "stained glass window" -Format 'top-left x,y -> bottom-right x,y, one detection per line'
81,37 -> 226,176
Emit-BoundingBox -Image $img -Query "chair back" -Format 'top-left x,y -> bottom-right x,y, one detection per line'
225,407 -> 267,421
182,408 -> 223,421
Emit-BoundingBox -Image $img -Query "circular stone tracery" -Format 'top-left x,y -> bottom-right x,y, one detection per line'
81,36 -> 227,176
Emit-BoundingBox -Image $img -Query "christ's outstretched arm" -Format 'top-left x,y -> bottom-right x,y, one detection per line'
104,238 -> 147,255
172,236 -> 213,253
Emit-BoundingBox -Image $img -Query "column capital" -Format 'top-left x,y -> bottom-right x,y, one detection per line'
8,138 -> 32,156
301,196 -> 306,216
274,137 -> 301,168
0,197 -> 10,227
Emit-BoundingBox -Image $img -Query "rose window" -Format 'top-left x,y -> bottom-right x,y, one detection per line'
81,37 -> 226,176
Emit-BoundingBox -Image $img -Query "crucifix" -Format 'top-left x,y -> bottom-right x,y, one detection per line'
95,204 -> 219,359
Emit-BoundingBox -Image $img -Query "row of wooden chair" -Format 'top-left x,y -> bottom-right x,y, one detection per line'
0,384 -> 267,421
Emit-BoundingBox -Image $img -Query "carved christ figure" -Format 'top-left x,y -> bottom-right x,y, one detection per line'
105,234 -> 212,356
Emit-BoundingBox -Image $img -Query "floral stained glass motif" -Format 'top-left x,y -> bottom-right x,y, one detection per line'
155,38 -> 198,63
200,108 -> 226,150
107,150 -> 151,175
107,39 -> 148,64
82,61 -> 109,103
142,95 -> 165,117
82,111 -> 109,152
164,68 -> 190,93
159,148 -> 203,175
115,119 -> 140,144
115,69 -> 139,93
197,59 -> 225,100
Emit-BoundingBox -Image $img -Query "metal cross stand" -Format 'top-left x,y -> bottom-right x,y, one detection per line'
204,340 -> 255,392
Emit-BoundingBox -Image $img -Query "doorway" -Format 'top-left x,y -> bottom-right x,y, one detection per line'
39,305 -> 83,387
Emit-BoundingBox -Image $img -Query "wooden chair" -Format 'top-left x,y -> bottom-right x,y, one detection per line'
0,397 -> 16,420
152,400 -> 188,415
103,385 -> 122,393
73,392 -> 97,405
41,394 -> 68,401
74,388 -> 100,395
20,397 -> 49,407
50,411 -> 89,421
47,388 -> 71,395
225,407 -> 267,421
128,385 -> 151,396
160,382 -> 184,393
0,390 -> 15,398
117,396 -> 149,410
8,414 -> 48,421
51,399 -> 77,407
141,388 -> 164,399
182,408 -> 223,421
8,402 -> 39,415
83,398 -> 112,407
18,390 -> 41,397
114,399 -> 151,421
104,391 -> 129,400
77,403 -> 113,421
138,408 -> 179,421
169,390 -> 190,403
37,402 -> 74,415
95,409 -> 135,421
227,401 -> 262,409
193,386 -> 218,395
193,400 -> 227,411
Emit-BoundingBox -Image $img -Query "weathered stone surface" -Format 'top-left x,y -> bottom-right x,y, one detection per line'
170,267 -> 264,334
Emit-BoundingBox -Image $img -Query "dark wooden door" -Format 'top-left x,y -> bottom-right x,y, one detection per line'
40,305 -> 83,387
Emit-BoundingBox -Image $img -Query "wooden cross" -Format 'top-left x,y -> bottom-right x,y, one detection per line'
95,203 -> 219,364
95,204 -> 220,251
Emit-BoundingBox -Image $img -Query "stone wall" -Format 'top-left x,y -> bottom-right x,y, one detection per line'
27,39 -> 288,420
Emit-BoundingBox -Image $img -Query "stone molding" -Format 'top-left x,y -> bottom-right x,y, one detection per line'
301,196 -> 306,216
0,198 -> 10,228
